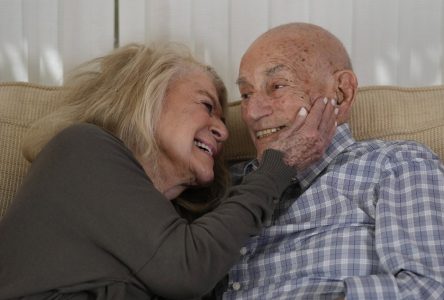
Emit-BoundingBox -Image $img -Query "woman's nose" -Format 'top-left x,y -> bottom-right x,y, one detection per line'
210,118 -> 229,142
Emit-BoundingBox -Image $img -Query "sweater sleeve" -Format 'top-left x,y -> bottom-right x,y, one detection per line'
22,124 -> 296,299
137,149 -> 296,298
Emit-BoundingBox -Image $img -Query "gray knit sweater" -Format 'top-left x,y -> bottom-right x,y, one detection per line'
0,123 -> 296,300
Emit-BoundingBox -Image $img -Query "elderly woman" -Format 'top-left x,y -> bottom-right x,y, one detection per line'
0,43 -> 336,299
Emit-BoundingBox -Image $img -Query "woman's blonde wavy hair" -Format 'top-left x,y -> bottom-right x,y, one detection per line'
22,43 -> 229,219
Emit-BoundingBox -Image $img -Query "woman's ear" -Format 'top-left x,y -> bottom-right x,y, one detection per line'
334,70 -> 358,124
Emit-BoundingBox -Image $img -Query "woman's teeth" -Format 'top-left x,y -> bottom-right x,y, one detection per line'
256,126 -> 285,139
194,140 -> 213,156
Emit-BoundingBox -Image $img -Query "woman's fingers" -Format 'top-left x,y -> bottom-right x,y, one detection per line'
302,97 -> 328,130
260,96 -> 338,171
277,106 -> 308,140
273,97 -> 338,170
318,98 -> 338,140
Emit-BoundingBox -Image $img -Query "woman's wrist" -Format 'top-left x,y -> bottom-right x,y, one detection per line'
255,149 -> 298,192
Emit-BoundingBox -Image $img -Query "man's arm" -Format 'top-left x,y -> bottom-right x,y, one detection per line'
343,144 -> 444,300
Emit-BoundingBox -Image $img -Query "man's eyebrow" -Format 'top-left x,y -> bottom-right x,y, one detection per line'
235,77 -> 249,86
236,64 -> 290,86
265,64 -> 289,76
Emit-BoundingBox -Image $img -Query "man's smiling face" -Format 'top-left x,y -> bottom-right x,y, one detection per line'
237,34 -> 323,157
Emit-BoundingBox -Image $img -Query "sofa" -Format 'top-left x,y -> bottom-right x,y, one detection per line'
1,82 -> 444,218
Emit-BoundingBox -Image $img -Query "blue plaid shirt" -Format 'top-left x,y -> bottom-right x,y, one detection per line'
222,124 -> 444,300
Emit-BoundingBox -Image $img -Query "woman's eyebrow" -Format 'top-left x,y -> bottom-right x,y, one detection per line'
197,89 -> 216,102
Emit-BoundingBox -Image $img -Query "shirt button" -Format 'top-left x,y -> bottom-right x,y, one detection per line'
239,247 -> 247,255
272,197 -> 279,204
232,282 -> 241,291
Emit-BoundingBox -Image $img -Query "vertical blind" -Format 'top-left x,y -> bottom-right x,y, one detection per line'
1,0 -> 443,100
0,0 -> 113,85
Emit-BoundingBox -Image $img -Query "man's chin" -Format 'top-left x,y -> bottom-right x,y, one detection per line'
255,140 -> 274,156
255,147 -> 268,161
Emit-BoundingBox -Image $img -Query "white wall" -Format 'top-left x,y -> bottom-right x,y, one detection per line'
1,0 -> 443,100
0,0 -> 114,85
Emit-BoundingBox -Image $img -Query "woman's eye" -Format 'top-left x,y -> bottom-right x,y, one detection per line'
203,102 -> 214,113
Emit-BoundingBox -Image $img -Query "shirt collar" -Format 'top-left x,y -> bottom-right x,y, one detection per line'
296,123 -> 355,189
242,123 -> 355,189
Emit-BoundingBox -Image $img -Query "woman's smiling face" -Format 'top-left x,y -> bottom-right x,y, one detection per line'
153,69 -> 228,198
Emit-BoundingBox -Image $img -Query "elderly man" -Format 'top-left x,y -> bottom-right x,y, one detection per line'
218,23 -> 444,299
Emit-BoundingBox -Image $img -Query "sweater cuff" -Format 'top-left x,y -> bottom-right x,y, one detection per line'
254,149 -> 297,193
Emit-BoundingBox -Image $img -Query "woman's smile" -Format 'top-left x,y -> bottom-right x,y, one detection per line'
146,69 -> 228,198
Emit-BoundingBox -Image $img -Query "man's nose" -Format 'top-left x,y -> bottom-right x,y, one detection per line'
243,95 -> 273,121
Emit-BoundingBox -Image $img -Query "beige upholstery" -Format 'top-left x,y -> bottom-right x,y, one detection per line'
1,83 -> 62,217
224,85 -> 444,163
1,82 -> 444,217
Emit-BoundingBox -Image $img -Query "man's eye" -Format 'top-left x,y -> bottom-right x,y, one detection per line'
241,93 -> 251,100
273,83 -> 285,90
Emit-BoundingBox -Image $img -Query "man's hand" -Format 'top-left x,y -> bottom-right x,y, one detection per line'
263,97 -> 338,171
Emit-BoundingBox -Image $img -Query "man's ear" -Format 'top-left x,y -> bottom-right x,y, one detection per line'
334,70 -> 358,124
